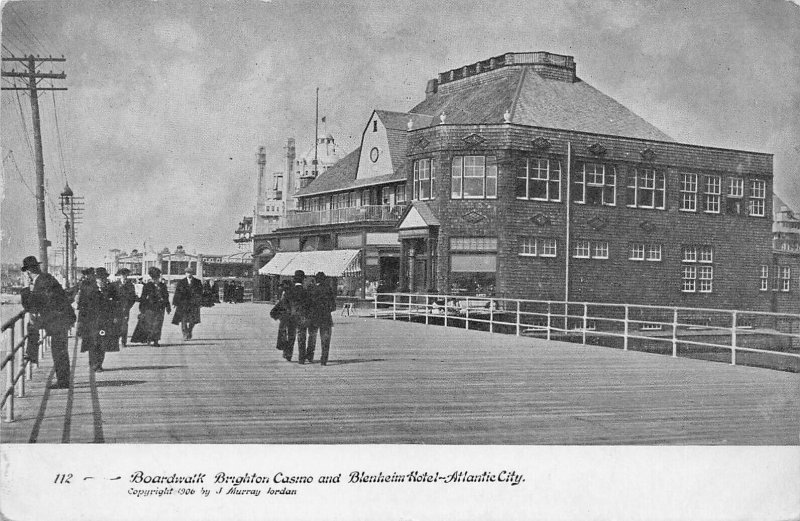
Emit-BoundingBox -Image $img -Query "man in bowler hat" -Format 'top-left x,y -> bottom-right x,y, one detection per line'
279,269 -> 310,363
115,268 -> 138,347
20,256 -> 75,388
307,272 -> 336,366
173,267 -> 203,340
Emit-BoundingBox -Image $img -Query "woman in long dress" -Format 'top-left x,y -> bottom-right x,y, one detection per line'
131,267 -> 171,346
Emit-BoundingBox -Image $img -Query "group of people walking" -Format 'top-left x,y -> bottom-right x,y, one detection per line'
272,270 -> 336,366
19,255 -> 206,387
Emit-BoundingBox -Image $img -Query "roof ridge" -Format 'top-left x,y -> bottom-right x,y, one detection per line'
508,66 -> 527,123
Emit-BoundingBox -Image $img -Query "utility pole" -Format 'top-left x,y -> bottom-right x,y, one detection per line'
2,55 -> 67,273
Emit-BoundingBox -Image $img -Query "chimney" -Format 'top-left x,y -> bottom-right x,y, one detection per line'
285,138 -> 296,207
425,78 -> 438,98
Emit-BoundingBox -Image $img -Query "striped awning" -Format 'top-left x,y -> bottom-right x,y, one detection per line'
258,249 -> 361,277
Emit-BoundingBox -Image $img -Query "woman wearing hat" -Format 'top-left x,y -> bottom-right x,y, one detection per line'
114,268 -> 138,347
131,267 -> 171,346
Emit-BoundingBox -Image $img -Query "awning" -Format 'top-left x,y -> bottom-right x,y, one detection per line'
258,249 -> 361,277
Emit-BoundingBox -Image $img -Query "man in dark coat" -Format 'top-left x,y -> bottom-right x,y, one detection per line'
272,280 -> 292,352
172,267 -> 203,340
306,272 -> 337,366
131,267 -> 170,346
278,270 -> 310,363
83,267 -> 120,371
20,256 -> 75,388
115,268 -> 138,347
77,267 -> 99,368
211,280 -> 220,303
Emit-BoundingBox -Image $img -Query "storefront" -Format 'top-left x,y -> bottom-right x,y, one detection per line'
258,249 -> 362,300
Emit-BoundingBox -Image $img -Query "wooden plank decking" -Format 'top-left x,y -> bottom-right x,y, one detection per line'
1,303 -> 798,444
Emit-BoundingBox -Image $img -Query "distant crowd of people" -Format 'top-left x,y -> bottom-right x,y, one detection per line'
270,270 -> 337,366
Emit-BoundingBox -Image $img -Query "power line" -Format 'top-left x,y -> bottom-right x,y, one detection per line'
50,84 -> 69,184
14,89 -> 35,163
4,4 -> 50,56
4,150 -> 37,198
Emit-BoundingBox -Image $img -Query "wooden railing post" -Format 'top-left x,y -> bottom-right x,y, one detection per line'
392,294 -> 397,321
731,311 -> 738,366
15,327 -> 24,398
489,299 -> 494,334
444,297 -> 449,327
373,294 -> 378,318
425,295 -> 430,325
623,305 -> 629,351
515,301 -> 520,336
582,303 -> 588,345
547,302 -> 552,341
465,297 -> 470,330
5,327 -> 15,423
672,308 -> 678,358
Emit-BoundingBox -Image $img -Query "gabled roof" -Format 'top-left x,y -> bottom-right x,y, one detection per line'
376,110 -> 433,177
295,146 -> 406,197
295,147 -> 360,196
410,65 -> 673,142
398,201 -> 440,229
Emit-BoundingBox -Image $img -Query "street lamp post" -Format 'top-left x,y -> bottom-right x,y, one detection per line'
59,184 -> 74,287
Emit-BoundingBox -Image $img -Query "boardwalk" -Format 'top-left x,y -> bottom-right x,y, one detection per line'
1,303 -> 798,444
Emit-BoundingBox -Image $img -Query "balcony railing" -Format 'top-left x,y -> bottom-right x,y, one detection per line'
282,204 -> 407,229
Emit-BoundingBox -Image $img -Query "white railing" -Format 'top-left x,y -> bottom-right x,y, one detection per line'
1,310 -> 47,422
372,293 -> 800,369
283,204 -> 406,228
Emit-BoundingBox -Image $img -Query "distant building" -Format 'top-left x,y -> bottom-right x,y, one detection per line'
770,195 -> 799,313
105,247 -> 252,294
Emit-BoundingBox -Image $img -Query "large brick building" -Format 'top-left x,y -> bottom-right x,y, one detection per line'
255,51 -> 781,310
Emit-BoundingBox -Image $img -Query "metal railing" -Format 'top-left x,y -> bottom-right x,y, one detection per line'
373,293 -> 800,369
1,310 -> 48,422
283,204 -> 406,228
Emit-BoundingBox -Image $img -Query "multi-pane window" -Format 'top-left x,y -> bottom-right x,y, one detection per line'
748,180 -> 766,217
626,169 -> 666,209
572,162 -> 616,205
726,177 -> 744,214
704,175 -> 721,213
698,266 -> 713,292
682,246 -> 713,293
728,177 -> 744,198
630,244 -> 645,260
451,156 -> 497,199
450,237 -> 498,251
413,159 -> 436,201
680,173 -> 698,211
592,242 -> 609,259
573,240 -> 608,259
395,184 -> 406,204
775,266 -> 791,292
573,240 -> 590,258
682,266 -> 697,292
630,244 -> 662,261
516,158 -> 561,201
760,266 -> 769,291
519,237 -> 557,257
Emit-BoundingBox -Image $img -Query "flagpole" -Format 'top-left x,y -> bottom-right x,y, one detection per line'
313,87 -> 319,178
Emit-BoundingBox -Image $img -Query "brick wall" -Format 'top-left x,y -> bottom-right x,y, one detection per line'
408,124 -> 776,311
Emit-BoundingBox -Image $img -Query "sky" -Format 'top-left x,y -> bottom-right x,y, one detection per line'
1,0 -> 799,267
